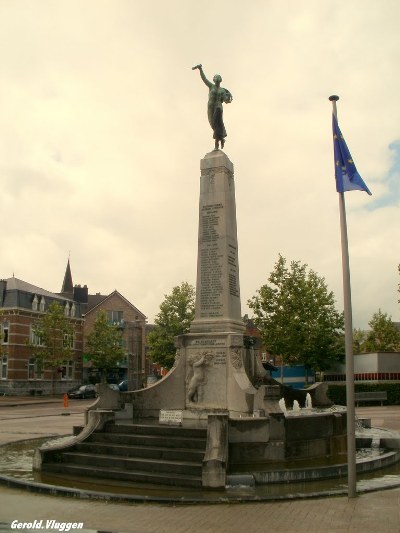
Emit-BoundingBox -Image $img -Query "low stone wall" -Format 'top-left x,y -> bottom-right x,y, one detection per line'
229,411 -> 347,465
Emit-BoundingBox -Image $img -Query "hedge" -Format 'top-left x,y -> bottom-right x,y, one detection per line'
327,383 -> 400,406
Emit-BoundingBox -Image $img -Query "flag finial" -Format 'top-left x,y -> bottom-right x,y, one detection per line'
329,95 -> 339,101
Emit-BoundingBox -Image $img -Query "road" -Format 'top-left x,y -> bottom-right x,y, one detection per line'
0,397 -> 92,445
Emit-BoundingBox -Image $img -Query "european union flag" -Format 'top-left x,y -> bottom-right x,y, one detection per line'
332,114 -> 372,195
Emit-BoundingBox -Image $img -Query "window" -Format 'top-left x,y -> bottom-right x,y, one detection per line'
63,333 -> 74,349
70,303 -> 76,318
2,322 -> 9,344
107,310 -> 123,325
32,295 -> 38,311
28,357 -> 43,379
39,297 -> 45,312
28,358 -> 35,379
64,303 -> 70,317
61,360 -> 74,380
0,356 -> 7,379
30,328 -> 45,346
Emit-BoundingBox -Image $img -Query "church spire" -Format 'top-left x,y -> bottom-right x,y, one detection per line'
61,258 -> 73,296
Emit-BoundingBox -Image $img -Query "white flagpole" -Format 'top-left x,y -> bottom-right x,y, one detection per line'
329,95 -> 357,498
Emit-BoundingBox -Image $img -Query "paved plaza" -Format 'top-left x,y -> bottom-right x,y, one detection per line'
1,398 -> 400,532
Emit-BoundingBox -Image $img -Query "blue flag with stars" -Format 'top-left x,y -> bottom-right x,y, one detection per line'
332,114 -> 372,195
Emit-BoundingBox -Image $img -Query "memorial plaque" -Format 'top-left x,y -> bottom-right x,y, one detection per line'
159,409 -> 183,425
200,202 -> 224,317
187,337 -> 226,347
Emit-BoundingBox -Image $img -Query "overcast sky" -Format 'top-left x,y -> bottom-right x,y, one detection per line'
1,0 -> 399,328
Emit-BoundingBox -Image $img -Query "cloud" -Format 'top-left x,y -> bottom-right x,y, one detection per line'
0,0 -> 399,328
368,141 -> 400,210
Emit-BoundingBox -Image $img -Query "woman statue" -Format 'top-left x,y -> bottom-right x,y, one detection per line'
192,64 -> 233,150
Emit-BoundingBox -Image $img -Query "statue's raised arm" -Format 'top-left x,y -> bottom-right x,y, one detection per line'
192,64 -> 212,89
193,64 -> 232,150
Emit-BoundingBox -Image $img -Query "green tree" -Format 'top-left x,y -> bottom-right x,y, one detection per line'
148,282 -> 195,369
353,328 -> 368,354
248,255 -> 344,374
84,310 -> 125,382
30,301 -> 75,394
364,309 -> 400,352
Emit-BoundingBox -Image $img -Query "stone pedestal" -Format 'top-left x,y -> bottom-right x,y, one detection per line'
179,150 -> 255,417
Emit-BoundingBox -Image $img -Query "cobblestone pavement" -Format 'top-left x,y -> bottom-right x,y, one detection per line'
1,399 -> 400,532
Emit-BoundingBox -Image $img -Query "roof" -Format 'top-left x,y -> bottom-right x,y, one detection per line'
1,277 -> 73,301
86,293 -> 108,311
61,259 -> 73,295
85,289 -> 147,319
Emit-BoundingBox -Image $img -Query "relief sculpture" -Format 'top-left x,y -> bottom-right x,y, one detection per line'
186,351 -> 214,403
230,347 -> 243,370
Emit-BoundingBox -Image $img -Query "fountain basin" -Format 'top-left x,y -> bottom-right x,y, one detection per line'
0,428 -> 400,503
1,432 -> 400,503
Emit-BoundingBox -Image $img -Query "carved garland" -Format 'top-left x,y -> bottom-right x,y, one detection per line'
230,347 -> 243,369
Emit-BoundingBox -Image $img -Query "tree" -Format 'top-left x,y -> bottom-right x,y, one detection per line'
148,282 -> 195,369
353,328 -> 368,354
364,309 -> 400,352
84,310 -> 126,382
30,301 -> 75,394
398,263 -> 400,303
248,254 -> 344,374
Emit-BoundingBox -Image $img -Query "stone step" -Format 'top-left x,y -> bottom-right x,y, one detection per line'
43,463 -> 202,488
59,451 -> 203,476
108,423 -> 207,439
75,441 -> 205,462
88,432 -> 206,450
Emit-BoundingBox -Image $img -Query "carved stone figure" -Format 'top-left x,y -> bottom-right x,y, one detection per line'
192,64 -> 232,150
186,351 -> 214,403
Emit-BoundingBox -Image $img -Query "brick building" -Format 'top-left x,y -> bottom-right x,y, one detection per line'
82,290 -> 147,388
0,274 -> 85,395
0,260 -> 147,395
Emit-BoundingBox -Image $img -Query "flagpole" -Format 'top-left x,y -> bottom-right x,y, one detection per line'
329,95 -> 357,498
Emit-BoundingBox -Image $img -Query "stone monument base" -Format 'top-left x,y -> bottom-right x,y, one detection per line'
177,331 -> 257,419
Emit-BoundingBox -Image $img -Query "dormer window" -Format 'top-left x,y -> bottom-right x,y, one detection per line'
70,303 -> 76,318
39,297 -> 45,312
32,295 -> 38,311
64,302 -> 70,316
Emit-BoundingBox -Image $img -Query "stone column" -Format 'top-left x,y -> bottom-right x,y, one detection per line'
190,150 -> 245,334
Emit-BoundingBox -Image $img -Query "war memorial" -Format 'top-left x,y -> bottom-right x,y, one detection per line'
26,66 -> 400,497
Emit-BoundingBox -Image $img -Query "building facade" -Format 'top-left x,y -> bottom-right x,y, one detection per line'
82,290 -> 147,388
0,276 -> 85,395
323,352 -> 400,383
0,261 -> 147,395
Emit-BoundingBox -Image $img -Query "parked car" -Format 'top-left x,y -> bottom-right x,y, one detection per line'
118,380 -> 128,392
67,384 -> 97,399
108,383 -> 120,391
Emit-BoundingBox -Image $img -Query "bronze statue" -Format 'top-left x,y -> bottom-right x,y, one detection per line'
192,64 -> 232,150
